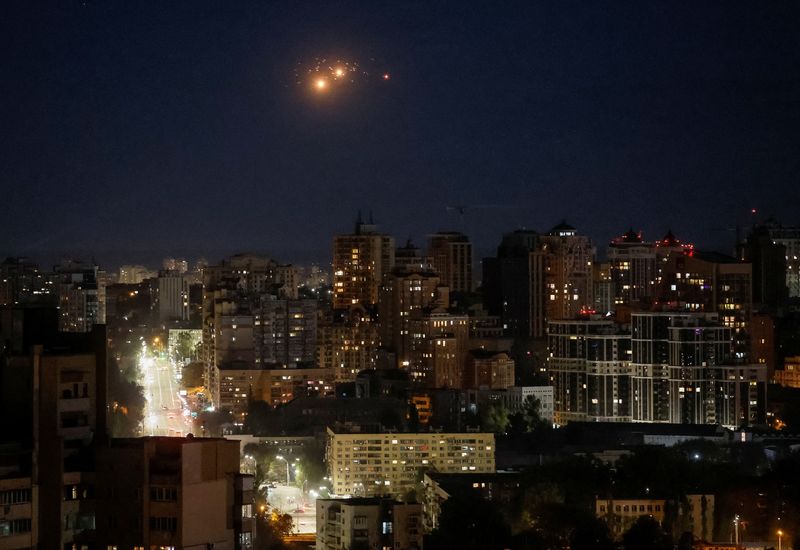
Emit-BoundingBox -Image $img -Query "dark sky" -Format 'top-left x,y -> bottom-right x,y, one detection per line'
2,1 -> 799,269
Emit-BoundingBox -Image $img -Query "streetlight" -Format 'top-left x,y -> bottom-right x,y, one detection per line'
733,515 -> 740,545
778,529 -> 783,550
275,455 -> 290,485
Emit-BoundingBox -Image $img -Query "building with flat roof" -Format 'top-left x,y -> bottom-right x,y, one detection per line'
96,436 -> 254,549
427,231 -> 473,293
332,216 -> 395,309
326,428 -> 495,498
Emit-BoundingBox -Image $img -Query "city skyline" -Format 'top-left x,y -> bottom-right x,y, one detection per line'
3,2 -> 800,267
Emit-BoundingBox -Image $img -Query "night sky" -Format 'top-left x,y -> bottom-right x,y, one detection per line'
3,1 -> 799,269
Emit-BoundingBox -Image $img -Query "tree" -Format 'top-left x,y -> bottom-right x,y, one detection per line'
482,402 -> 510,434
255,505 -> 293,550
428,491 -> 511,550
172,330 -> 200,364
522,395 -> 550,432
245,400 -> 273,435
181,361 -> 204,388
108,358 -> 145,437
199,407 -> 233,436
622,516 -> 672,550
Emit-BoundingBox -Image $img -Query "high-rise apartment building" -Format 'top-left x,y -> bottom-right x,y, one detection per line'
54,262 -> 106,332
607,229 -> 656,306
761,220 -> 800,298
0,309 -> 107,549
483,230 -> 540,338
484,223 -> 595,339
96,437 -> 254,549
326,428 -> 495,498
202,255 -> 302,410
427,231 -> 473,293
630,312 -> 766,428
739,224 -> 788,310
157,272 -> 189,322
317,307 -> 380,383
395,240 -> 430,273
539,222 -> 595,323
548,318 -> 632,425
254,295 -> 317,366
0,257 -> 51,306
656,250 -> 752,358
332,216 -> 395,309
592,261 -> 613,314
118,264 -> 157,285
379,268 -> 445,364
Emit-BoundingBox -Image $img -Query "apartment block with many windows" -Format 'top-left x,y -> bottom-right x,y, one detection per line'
326,428 -> 495,498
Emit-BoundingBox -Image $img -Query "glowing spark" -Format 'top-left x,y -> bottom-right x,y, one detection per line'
334,67 -> 345,78
315,78 -> 328,90
382,73 -> 390,80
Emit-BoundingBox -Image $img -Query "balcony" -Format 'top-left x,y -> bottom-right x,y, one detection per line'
59,397 -> 91,413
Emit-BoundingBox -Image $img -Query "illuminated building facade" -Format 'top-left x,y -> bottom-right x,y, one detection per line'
538,222 -> 595,326
548,318 -> 632,425
408,312 -> 469,388
656,250 -> 752,359
505,385 -> 555,422
607,229 -> 657,306
631,312 -> 766,428
378,267 -> 446,367
427,231 -> 473,293
118,264 -> 157,285
218,362 -> 333,412
774,356 -> 800,388
317,307 -> 379,382
326,428 -> 495,498
332,216 -> 394,309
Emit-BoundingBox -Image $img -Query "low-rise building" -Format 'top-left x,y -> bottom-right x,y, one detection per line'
316,498 -> 422,550
505,386 -> 555,423
775,356 -> 800,388
326,427 -> 495,498
596,494 -> 714,541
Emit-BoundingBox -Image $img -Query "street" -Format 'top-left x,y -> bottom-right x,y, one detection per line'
267,485 -> 317,535
141,350 -> 193,437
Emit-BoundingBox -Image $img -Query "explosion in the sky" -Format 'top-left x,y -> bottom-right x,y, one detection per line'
293,57 -> 391,95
